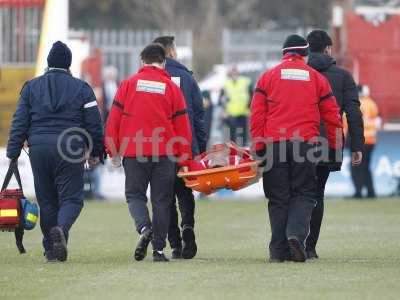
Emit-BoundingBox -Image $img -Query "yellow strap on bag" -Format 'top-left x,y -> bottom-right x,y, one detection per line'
0,209 -> 19,217
26,213 -> 38,223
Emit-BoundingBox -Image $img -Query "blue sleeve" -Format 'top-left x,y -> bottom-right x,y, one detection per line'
81,83 -> 104,157
6,83 -> 31,159
191,79 -> 207,153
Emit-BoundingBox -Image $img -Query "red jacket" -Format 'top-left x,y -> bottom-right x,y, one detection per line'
250,54 -> 343,150
105,66 -> 192,159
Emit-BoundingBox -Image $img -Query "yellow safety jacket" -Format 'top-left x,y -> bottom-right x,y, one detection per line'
224,76 -> 252,117
360,96 -> 379,145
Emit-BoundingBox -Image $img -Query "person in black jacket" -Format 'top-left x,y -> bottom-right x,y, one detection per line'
6,41 -> 104,263
153,36 -> 207,259
306,30 -> 365,259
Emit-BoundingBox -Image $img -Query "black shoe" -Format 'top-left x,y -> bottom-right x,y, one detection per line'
44,251 -> 58,263
182,227 -> 197,259
134,228 -> 153,261
50,227 -> 68,262
288,236 -> 306,263
306,249 -> 319,260
153,250 -> 169,262
171,248 -> 182,259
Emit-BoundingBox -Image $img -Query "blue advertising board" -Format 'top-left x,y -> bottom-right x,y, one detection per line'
326,131 -> 400,197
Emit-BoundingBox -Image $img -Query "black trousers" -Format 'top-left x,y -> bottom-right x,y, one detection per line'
123,157 -> 175,251
29,144 -> 84,252
228,116 -> 248,146
168,177 -> 196,249
306,166 -> 331,252
351,144 -> 376,198
263,142 -> 317,259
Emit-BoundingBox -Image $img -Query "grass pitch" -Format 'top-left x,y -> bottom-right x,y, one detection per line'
1,198 -> 400,300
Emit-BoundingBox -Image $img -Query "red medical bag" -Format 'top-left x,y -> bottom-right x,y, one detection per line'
0,189 -> 23,229
0,160 -> 26,253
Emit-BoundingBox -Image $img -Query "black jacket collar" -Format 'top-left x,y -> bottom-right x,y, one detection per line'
308,52 -> 336,72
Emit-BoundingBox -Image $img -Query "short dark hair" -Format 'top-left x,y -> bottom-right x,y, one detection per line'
153,36 -> 175,51
140,43 -> 166,64
307,30 -> 333,53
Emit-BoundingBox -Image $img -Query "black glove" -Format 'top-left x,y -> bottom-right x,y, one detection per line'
253,147 -> 267,168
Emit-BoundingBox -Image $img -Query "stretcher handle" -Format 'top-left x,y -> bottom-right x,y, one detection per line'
1,159 -> 23,192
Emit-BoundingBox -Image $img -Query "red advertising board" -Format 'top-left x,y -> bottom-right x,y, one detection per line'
344,12 -> 400,121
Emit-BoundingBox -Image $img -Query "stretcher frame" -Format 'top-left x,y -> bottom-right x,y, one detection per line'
178,142 -> 262,195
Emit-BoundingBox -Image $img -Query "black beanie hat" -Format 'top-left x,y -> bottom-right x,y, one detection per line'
282,34 -> 309,57
307,30 -> 333,53
47,41 -> 72,69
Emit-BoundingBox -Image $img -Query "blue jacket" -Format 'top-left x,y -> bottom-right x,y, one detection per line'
7,69 -> 104,159
165,58 -> 207,155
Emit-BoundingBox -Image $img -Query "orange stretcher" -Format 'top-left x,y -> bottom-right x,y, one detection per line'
178,142 -> 262,195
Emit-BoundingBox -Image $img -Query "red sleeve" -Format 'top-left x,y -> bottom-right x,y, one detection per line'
317,75 -> 343,150
105,80 -> 128,157
250,75 -> 269,151
171,85 -> 193,161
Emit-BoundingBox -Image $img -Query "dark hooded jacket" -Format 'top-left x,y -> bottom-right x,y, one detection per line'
7,69 -> 104,159
165,58 -> 207,155
308,53 -> 364,170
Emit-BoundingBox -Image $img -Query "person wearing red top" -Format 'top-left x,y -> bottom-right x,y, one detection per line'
105,44 -> 192,262
250,34 -> 342,263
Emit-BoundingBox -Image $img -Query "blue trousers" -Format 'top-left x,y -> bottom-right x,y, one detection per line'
29,144 -> 84,252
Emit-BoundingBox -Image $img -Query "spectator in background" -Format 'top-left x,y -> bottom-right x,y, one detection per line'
81,49 -> 104,117
351,85 -> 380,199
220,67 -> 253,146
102,66 -> 119,122
202,90 -> 213,147
82,73 -> 106,201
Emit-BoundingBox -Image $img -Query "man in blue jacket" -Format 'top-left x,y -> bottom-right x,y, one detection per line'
7,41 -> 104,262
154,36 -> 207,259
